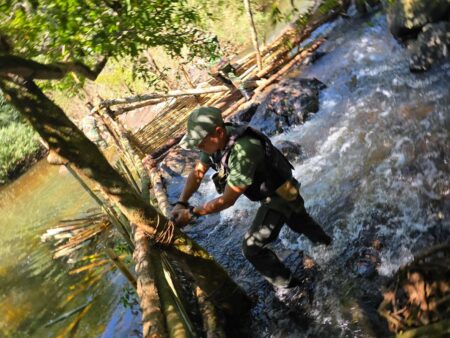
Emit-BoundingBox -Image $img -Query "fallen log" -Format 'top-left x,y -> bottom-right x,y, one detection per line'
134,226 -> 167,338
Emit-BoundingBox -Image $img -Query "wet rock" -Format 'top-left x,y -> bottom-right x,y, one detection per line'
273,140 -> 304,163
354,0 -> 381,15
159,147 -> 199,178
348,247 -> 380,278
387,0 -> 450,42
302,50 -> 327,66
249,78 -> 326,136
229,102 -> 259,123
408,22 -> 450,73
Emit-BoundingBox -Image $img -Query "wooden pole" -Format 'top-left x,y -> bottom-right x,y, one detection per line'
100,86 -> 230,108
243,0 -> 263,71
104,247 -> 137,289
134,226 -> 168,338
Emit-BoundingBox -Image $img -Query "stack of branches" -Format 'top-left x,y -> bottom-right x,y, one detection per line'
378,243 -> 450,337
41,209 -> 129,336
97,0 -> 350,156
42,210 -> 111,260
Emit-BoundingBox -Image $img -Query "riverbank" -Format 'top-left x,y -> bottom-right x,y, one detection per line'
0,146 -> 47,186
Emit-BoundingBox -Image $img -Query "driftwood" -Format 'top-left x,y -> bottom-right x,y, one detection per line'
378,243 -> 450,336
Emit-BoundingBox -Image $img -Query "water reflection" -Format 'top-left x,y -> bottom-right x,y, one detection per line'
0,160 -> 138,337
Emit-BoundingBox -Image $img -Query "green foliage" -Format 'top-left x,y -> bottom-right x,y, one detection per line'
188,0 -> 301,53
119,285 -> 139,310
0,94 -> 21,127
0,123 -> 39,183
0,0 -> 220,89
0,94 -> 40,183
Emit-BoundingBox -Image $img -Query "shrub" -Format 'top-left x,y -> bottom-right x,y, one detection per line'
0,96 -> 40,183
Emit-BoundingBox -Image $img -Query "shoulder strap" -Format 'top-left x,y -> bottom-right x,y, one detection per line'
219,123 -> 248,168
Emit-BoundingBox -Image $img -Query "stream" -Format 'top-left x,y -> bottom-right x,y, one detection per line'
0,160 -> 140,337
165,8 -> 450,337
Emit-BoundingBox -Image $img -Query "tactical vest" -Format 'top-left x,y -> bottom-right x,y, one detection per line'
209,123 -> 294,201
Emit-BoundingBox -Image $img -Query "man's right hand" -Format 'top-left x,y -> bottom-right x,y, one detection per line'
171,203 -> 188,219
172,208 -> 193,228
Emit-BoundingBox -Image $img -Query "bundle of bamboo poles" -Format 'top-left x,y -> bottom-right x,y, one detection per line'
96,0 -> 350,156
41,211 -> 111,259
378,243 -> 450,337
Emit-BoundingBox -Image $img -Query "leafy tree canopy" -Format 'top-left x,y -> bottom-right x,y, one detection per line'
0,0 -> 219,87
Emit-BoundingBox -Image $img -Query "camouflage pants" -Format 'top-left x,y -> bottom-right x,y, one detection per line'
242,194 -> 331,287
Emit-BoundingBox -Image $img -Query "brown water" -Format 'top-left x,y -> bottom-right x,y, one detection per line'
0,160 -> 137,337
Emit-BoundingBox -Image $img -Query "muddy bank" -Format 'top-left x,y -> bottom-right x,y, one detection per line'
1,146 -> 47,186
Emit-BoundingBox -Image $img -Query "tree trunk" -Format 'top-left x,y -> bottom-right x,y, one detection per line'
0,77 -> 252,317
243,0 -> 263,71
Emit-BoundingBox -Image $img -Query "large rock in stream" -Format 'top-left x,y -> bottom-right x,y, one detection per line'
387,0 -> 450,72
233,77 -> 326,136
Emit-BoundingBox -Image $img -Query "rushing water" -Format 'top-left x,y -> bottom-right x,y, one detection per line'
165,9 -> 450,338
0,160 -> 140,337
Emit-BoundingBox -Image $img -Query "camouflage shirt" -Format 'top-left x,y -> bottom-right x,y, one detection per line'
199,125 -> 264,188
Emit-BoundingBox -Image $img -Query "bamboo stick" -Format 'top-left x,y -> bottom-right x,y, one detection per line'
56,302 -> 94,338
152,250 -> 193,338
104,247 -> 137,289
65,164 -> 134,251
100,86 -> 230,108
114,99 -> 166,116
143,156 -> 225,338
45,300 -> 93,327
243,0 -> 263,71
395,319 -> 450,338
196,287 -> 226,338
69,259 -> 109,275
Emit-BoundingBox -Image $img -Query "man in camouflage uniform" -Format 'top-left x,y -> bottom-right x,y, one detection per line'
172,107 -> 331,289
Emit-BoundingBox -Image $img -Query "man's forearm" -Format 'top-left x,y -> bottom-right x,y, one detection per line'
179,170 -> 203,203
194,195 -> 234,216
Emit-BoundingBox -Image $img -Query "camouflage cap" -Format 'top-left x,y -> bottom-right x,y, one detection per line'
179,107 -> 224,150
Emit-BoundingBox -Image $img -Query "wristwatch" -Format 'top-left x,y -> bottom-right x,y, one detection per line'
189,206 -> 200,221
174,201 -> 190,208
